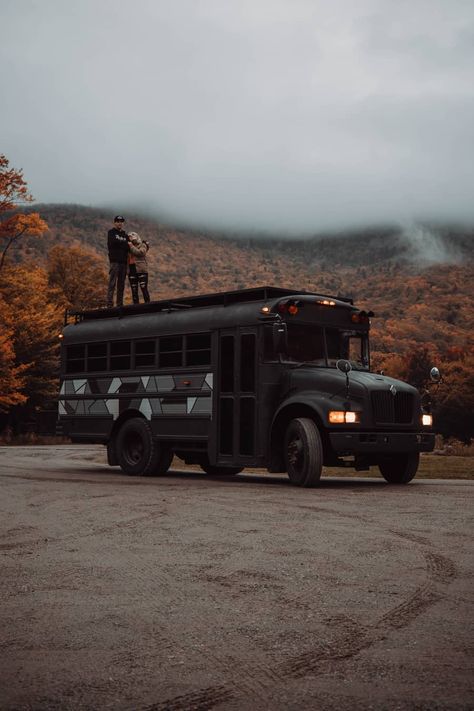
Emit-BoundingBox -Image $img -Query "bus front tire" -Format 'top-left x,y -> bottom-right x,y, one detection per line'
116,417 -> 173,477
378,452 -> 419,484
285,418 -> 323,487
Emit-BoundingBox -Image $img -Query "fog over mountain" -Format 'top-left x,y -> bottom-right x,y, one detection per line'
1,0 -> 474,233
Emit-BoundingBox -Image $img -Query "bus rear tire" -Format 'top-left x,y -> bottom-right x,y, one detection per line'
116,417 -> 172,477
378,452 -> 419,484
285,417 -> 323,487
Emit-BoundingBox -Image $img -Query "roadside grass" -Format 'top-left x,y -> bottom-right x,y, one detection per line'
177,455 -> 473,481
323,455 -> 474,480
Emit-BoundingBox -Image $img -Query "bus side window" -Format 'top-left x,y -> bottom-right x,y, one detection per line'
135,339 -> 156,368
66,344 -> 85,374
110,341 -> 131,370
263,325 -> 276,362
220,335 -> 234,392
240,334 -> 256,392
159,336 -> 183,368
87,343 -> 107,372
186,333 -> 211,366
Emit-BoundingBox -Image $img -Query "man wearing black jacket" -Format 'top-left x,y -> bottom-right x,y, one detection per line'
106,215 -> 129,307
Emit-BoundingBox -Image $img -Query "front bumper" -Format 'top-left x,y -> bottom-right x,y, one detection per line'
329,431 -> 435,454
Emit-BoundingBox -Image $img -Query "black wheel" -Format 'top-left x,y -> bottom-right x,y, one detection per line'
284,417 -> 323,487
378,452 -> 419,484
116,417 -> 172,476
200,462 -> 242,476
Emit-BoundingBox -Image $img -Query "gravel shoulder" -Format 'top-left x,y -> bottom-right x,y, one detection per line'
0,445 -> 473,711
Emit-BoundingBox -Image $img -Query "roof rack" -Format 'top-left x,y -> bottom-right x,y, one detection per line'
67,285 -> 352,323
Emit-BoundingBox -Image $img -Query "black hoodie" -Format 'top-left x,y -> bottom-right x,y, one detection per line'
107,227 -> 129,263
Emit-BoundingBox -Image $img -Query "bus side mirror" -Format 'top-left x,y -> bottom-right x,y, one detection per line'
273,322 -> 288,355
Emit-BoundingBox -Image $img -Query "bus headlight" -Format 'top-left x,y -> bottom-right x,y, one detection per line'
328,411 -> 361,424
422,414 -> 433,426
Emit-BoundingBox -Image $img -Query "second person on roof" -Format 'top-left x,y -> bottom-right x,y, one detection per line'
128,232 -> 151,304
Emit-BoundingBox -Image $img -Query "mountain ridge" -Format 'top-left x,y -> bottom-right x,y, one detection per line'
8,204 -> 474,363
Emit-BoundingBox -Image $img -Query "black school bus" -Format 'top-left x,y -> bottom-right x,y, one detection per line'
58,286 -> 435,486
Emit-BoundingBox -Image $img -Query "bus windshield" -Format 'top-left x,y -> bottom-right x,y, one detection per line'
286,324 -> 369,370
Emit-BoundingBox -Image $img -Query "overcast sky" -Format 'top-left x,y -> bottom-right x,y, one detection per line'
1,0 -> 473,233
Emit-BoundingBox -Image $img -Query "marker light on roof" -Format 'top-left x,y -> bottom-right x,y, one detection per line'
317,299 -> 336,306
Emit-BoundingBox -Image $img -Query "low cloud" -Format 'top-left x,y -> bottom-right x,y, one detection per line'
400,224 -> 463,265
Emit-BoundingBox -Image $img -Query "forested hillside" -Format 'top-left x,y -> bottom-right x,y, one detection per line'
14,204 -> 474,355
3,203 -> 474,440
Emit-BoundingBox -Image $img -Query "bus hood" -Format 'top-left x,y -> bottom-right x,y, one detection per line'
287,367 -> 419,402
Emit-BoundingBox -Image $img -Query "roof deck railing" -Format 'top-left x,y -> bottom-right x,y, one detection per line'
66,285 -> 353,324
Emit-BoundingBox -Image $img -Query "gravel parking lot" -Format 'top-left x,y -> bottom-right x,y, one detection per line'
0,445 -> 473,710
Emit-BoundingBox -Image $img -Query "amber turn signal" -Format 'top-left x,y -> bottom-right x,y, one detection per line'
328,411 -> 361,424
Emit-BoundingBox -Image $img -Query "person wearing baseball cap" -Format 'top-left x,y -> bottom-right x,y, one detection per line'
106,215 -> 129,307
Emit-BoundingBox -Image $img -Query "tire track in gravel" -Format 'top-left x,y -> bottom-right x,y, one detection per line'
297,504 -> 372,523
282,546 -> 459,679
0,509 -> 168,554
140,685 -> 234,711
389,529 -> 432,546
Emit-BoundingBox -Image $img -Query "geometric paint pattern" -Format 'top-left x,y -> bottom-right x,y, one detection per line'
58,372 -> 213,420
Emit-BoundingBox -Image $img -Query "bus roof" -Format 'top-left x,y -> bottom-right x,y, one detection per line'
69,286 -> 354,323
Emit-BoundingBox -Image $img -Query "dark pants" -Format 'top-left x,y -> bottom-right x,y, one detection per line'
107,262 -> 127,307
128,265 -> 150,304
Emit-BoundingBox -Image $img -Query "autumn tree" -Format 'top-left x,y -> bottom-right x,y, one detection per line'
0,296 -> 27,412
0,154 -> 48,271
0,264 -> 62,415
433,353 -> 474,442
47,243 -> 108,310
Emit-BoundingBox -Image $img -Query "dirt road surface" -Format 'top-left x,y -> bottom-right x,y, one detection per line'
0,445 -> 473,711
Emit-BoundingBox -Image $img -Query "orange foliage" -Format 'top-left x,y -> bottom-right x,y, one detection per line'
47,243 -> 108,310
0,296 -> 27,412
0,154 -> 48,271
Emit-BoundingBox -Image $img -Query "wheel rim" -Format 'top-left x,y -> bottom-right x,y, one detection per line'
287,435 -> 304,477
123,430 -> 144,465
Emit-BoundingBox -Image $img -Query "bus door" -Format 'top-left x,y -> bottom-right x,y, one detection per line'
214,328 -> 257,465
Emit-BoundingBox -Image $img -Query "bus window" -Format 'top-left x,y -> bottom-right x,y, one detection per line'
135,339 -> 156,368
240,334 -> 256,392
66,344 -> 85,374
110,341 -> 131,371
87,343 -> 107,372
286,324 -> 325,365
263,324 -> 276,361
186,333 -> 211,366
239,397 -> 255,455
326,328 -> 369,370
219,397 -> 233,454
220,335 -> 234,392
159,336 -> 183,368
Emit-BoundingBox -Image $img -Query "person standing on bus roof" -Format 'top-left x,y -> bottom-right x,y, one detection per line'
128,232 -> 151,304
106,215 -> 129,308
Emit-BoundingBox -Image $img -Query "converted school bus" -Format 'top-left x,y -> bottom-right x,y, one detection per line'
58,286 -> 435,487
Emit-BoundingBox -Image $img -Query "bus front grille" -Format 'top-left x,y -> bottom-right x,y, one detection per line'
371,391 -> 414,424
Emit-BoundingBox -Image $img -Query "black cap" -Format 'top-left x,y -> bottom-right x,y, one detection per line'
114,215 -> 125,222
